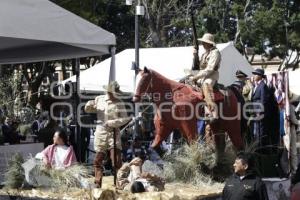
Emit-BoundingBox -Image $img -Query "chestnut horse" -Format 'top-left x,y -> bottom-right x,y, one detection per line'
133,68 -> 244,156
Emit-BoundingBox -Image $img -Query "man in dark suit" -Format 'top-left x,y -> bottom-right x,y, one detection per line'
251,68 -> 270,146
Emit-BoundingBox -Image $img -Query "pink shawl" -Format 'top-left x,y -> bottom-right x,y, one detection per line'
42,144 -> 77,168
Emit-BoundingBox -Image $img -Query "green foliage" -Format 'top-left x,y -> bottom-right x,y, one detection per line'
0,72 -> 22,117
18,124 -> 32,136
1,0 -> 298,103
4,153 -> 25,189
53,0 -> 299,65
233,0 -> 299,62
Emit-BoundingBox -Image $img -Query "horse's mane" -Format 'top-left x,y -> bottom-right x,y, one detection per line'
148,69 -> 204,101
150,69 -> 184,89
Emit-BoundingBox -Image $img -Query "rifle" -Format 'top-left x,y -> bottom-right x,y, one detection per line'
191,8 -> 200,71
179,8 -> 199,83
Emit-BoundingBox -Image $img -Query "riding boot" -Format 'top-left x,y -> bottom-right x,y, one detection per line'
203,83 -> 217,123
94,152 -> 105,188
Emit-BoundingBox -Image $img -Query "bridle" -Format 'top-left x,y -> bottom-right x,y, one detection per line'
134,70 -> 153,103
120,71 -> 154,134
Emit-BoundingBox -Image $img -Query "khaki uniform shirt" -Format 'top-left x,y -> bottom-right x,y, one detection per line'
242,80 -> 253,101
85,95 -> 131,152
194,47 -> 221,86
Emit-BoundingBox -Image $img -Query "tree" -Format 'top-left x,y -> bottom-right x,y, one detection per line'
22,62 -> 56,107
141,0 -> 203,47
53,0 -> 136,52
0,68 -> 22,117
231,0 -> 300,69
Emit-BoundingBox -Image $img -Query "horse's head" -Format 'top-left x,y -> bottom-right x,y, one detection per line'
133,67 -> 152,102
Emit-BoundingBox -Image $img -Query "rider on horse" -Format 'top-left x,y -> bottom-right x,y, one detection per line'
188,33 -> 221,120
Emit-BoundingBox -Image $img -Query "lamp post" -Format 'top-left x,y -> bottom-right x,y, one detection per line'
126,0 -> 144,85
126,0 -> 144,140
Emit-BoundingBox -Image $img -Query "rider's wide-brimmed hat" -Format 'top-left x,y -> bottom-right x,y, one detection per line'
103,81 -> 122,94
197,33 -> 216,46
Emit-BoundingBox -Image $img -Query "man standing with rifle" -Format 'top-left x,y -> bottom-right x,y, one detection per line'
85,81 -> 131,188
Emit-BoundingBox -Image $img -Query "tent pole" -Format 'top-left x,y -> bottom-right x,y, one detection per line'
74,58 -> 82,162
109,46 -> 117,186
135,13 -> 139,77
133,8 -> 140,140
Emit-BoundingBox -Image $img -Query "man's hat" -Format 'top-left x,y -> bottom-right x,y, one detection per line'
236,70 -> 248,78
197,33 -> 216,46
103,81 -> 122,94
252,68 -> 266,78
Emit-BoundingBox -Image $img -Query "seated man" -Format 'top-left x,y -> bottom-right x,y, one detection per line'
222,152 -> 269,200
117,157 -> 165,192
189,33 -> 221,88
188,33 -> 221,120
2,117 -> 26,144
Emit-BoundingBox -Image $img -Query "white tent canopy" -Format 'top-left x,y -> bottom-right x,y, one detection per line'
0,0 -> 116,64
286,69 -> 300,97
64,42 -> 253,93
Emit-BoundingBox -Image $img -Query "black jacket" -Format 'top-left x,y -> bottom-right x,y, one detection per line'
251,81 -> 269,113
222,173 -> 269,200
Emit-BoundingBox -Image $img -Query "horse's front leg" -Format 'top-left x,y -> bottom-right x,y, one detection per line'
178,119 -> 198,144
151,118 -> 172,157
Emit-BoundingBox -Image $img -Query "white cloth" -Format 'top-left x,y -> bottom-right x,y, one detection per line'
54,145 -> 69,170
284,104 -> 299,173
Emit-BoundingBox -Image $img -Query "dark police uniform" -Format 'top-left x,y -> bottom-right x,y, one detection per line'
222,173 -> 269,200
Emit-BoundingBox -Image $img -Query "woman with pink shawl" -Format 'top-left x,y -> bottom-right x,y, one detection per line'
41,129 -> 77,169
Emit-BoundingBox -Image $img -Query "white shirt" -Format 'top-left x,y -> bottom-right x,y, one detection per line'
54,145 -> 69,170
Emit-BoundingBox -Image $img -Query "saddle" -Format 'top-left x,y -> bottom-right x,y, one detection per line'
187,80 -> 225,103
213,83 -> 227,102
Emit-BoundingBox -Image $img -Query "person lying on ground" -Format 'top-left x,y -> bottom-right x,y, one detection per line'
117,157 -> 165,193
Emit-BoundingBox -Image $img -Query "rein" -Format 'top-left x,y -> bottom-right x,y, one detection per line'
137,71 -> 154,114
120,71 -> 154,133
133,71 -> 153,100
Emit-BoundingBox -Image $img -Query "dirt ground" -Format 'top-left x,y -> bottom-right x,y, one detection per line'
0,176 -> 223,200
